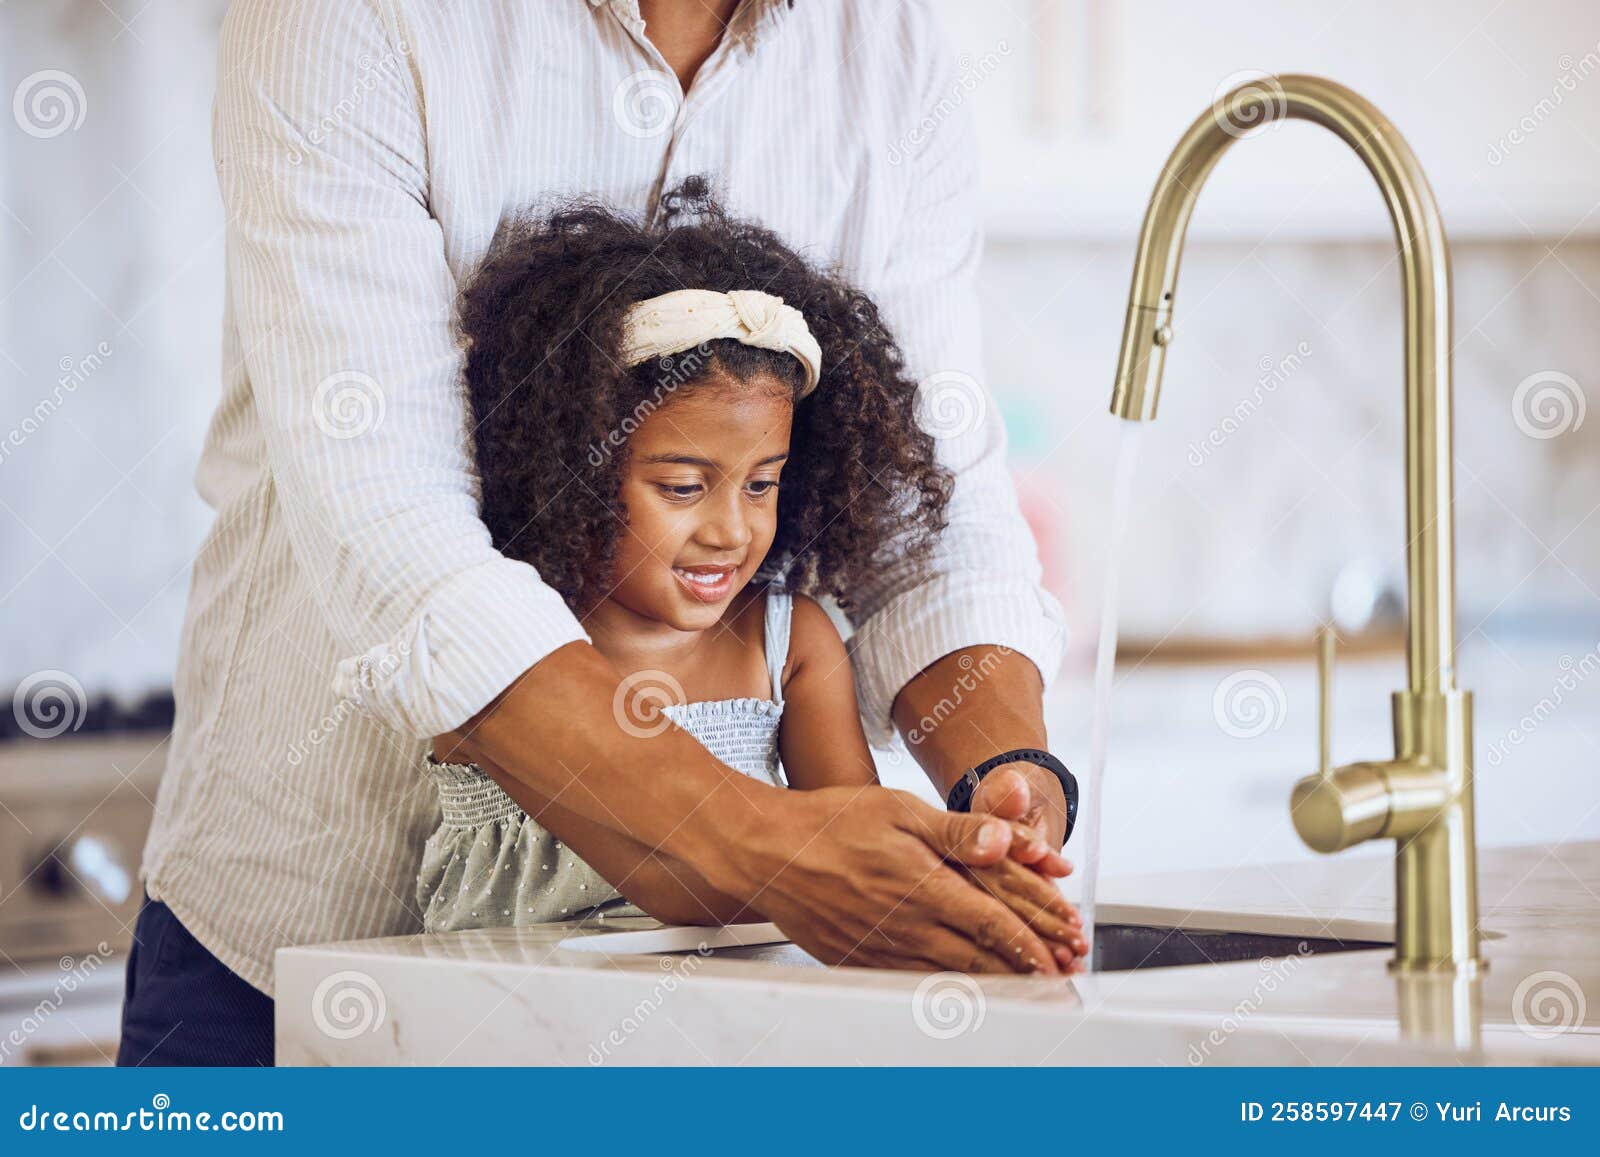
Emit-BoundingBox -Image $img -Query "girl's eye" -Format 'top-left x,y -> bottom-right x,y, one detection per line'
745,480 -> 779,498
656,483 -> 703,500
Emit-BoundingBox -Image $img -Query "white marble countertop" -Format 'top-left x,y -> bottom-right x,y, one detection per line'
275,841 -> 1600,1066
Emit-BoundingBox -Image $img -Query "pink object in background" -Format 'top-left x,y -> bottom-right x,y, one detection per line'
1013,467 -> 1073,625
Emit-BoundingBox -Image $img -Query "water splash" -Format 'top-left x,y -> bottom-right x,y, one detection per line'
1078,417 -> 1143,971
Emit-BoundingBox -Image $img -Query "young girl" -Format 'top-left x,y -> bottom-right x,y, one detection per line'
419,178 -> 1085,971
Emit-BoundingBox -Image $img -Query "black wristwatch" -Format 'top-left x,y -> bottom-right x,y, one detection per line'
945,748 -> 1079,848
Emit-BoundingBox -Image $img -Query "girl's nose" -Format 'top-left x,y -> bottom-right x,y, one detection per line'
696,493 -> 754,551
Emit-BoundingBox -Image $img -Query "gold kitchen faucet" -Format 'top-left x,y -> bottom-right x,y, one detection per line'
1109,75 -> 1482,974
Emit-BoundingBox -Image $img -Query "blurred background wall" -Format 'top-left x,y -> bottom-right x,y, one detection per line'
3,0 -> 1596,698
3,1 -> 226,697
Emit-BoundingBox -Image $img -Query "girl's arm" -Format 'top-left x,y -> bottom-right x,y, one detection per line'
777,595 -> 880,790
434,736 -> 757,927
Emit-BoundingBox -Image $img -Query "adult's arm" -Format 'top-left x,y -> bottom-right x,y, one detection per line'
218,0 -> 1066,974
846,13 -> 1073,849
214,0 -> 586,734
450,645 -> 1070,973
447,740 -> 755,928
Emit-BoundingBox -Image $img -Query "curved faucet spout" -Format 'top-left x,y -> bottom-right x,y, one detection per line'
1110,73 -> 1456,697
1111,75 -> 1481,973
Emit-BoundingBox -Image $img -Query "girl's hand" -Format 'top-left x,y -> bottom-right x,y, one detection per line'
958,857 -> 1090,974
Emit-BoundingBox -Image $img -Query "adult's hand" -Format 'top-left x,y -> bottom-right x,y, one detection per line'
703,784 -> 1081,974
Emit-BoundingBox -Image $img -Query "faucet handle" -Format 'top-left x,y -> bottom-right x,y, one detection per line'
1317,625 -> 1335,778
1294,625 -> 1408,853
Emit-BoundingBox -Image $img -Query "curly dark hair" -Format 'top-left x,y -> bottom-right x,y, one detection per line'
457,175 -> 952,615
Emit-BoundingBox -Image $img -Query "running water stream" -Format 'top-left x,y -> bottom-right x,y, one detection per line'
1077,418 -> 1143,971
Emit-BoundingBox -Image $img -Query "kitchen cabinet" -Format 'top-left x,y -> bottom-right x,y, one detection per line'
0,736 -> 165,1066
933,0 -> 1600,238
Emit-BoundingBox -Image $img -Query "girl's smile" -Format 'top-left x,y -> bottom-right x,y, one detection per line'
672,563 -> 741,603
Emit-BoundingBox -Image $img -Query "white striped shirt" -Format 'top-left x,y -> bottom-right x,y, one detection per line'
142,0 -> 1065,994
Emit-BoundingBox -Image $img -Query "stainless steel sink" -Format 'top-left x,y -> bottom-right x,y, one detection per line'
1090,923 -> 1388,972
677,924 -> 1390,972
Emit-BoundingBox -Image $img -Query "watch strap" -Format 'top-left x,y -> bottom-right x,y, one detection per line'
944,748 -> 1079,848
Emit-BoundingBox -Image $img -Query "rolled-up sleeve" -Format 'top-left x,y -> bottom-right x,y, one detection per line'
846,19 -> 1066,745
214,0 -> 587,738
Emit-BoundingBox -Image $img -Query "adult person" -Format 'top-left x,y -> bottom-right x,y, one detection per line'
119,0 -> 1069,1067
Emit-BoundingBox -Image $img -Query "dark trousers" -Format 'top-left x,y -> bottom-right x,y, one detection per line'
116,894 -> 275,1067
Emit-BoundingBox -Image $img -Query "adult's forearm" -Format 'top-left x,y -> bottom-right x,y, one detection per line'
466,747 -> 756,926
442,640 -> 776,884
891,645 -> 1048,796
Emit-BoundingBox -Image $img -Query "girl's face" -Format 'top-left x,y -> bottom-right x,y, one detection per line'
604,375 -> 793,633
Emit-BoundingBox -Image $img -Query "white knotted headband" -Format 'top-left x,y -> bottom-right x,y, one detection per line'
618,288 -> 823,399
